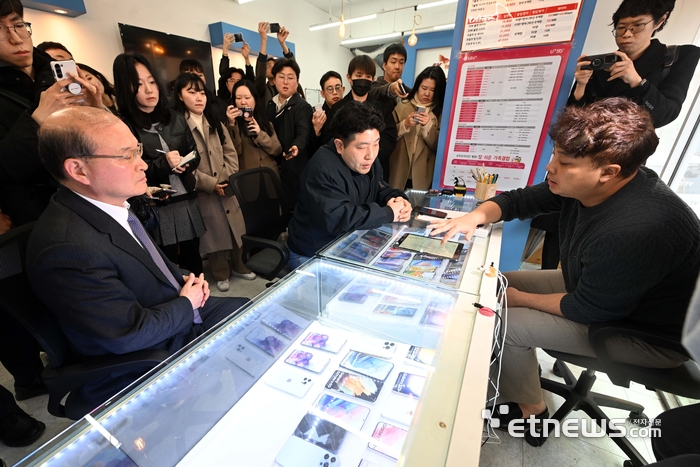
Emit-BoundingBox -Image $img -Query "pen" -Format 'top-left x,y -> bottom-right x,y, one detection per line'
156,149 -> 166,154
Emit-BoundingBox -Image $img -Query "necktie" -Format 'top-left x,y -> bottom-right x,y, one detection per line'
127,211 -> 202,324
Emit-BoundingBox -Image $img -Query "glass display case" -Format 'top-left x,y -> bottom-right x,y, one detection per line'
18,257 -> 482,467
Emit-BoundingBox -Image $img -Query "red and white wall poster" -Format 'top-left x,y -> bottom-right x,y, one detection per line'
440,44 -> 571,190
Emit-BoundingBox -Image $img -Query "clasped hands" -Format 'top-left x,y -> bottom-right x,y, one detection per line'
387,197 -> 411,222
180,273 -> 209,310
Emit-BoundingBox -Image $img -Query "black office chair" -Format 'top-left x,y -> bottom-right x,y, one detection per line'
533,321 -> 700,467
0,223 -> 169,420
228,167 -> 290,281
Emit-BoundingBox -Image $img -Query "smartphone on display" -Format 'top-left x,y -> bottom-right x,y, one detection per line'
269,23 -> 281,33
325,370 -> 384,403
275,436 -> 339,467
340,351 -> 394,381
293,413 -> 347,454
226,343 -> 263,377
245,327 -> 285,357
284,349 -> 330,373
406,345 -> 436,366
266,368 -> 314,398
313,394 -> 370,430
393,372 -> 426,398
413,206 -> 447,218
301,332 -> 346,353
368,421 -> 408,460
382,395 -> 418,426
350,338 -> 397,359
262,311 -> 303,339
396,233 -> 463,260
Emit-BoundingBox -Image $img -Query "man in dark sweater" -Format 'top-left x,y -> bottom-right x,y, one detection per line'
287,101 -> 411,268
430,98 -> 700,427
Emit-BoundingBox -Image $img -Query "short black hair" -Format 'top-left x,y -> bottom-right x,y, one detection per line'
383,43 -> 407,64
331,101 -> 385,146
267,56 -> 277,64
347,56 -> 375,78
227,67 -> 245,80
612,0 -> 675,35
320,70 -> 342,89
179,59 -> 204,74
0,0 -> 23,18
113,53 -> 170,129
271,58 -> 300,79
36,41 -> 72,58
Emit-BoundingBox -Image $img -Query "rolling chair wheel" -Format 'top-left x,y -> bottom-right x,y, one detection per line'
552,361 -> 563,377
628,411 -> 649,426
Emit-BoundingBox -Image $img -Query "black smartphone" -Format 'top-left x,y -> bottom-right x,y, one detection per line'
397,82 -> 407,95
270,23 -> 280,33
413,206 -> 447,218
580,53 -> 620,70
238,107 -> 253,118
233,32 -> 244,43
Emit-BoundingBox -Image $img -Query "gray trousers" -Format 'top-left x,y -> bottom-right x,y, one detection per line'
498,270 -> 687,405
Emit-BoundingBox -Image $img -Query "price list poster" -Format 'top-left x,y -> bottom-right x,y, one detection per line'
462,0 -> 582,51
440,44 -> 571,190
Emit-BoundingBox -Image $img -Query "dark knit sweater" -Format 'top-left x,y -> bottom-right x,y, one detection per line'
491,167 -> 700,337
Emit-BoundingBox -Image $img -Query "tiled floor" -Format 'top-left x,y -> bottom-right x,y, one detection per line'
479,349 -> 667,467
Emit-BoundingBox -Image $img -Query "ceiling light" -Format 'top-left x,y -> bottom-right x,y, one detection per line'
54,9 -> 68,14
340,32 -> 402,46
433,23 -> 455,30
233,0 -> 255,4
417,0 -> 458,10
309,14 -> 377,31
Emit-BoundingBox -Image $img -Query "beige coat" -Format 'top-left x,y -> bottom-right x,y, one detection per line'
389,101 -> 440,190
187,114 -> 245,253
228,121 -> 283,179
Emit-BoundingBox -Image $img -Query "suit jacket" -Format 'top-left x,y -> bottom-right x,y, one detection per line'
26,186 -> 196,358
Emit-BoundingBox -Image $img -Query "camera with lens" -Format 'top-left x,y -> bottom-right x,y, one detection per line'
581,53 -> 620,71
238,107 -> 253,118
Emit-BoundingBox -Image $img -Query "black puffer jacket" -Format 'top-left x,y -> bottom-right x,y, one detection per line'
0,48 -> 57,225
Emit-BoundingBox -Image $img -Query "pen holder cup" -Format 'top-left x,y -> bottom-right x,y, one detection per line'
474,182 -> 497,201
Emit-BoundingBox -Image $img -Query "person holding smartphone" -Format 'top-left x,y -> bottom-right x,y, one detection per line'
568,0 -> 699,128
389,66 -> 446,191
113,53 -> 205,275
174,73 -> 255,290
228,80 -> 282,178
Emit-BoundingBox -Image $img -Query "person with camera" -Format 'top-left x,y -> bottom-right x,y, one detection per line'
174,73 -> 255,291
254,22 -> 295,106
568,0 -> 700,128
389,66 -> 446,191
218,32 -> 255,102
228,79 -> 282,178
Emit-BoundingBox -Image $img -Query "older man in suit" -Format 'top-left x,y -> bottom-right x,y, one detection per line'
26,107 -> 249,406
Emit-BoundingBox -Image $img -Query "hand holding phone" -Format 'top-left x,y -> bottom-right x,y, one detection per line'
269,23 -> 281,33
283,145 -> 299,160
51,60 -> 81,95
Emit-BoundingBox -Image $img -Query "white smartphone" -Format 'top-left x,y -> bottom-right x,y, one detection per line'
266,368 -> 314,398
50,60 -> 81,95
226,343 -> 263,377
350,337 -> 398,359
313,103 -> 323,113
382,395 -> 418,427
275,436 -> 339,467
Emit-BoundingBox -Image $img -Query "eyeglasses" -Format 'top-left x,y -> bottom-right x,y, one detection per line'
324,85 -> 344,94
227,77 -> 240,83
0,22 -> 32,41
74,143 -> 143,162
612,19 -> 654,37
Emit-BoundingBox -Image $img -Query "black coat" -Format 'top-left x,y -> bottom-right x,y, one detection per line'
324,92 -> 397,182
124,109 -> 200,194
287,141 -> 406,257
567,39 -> 700,128
0,48 -> 57,225
267,93 -> 313,207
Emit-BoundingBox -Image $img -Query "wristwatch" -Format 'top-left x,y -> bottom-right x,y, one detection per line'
637,78 -> 648,88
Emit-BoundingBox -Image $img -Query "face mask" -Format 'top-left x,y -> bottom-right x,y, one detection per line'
351,79 -> 372,97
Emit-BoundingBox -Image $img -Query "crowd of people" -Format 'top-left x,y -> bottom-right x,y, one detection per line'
2,0 -> 700,466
